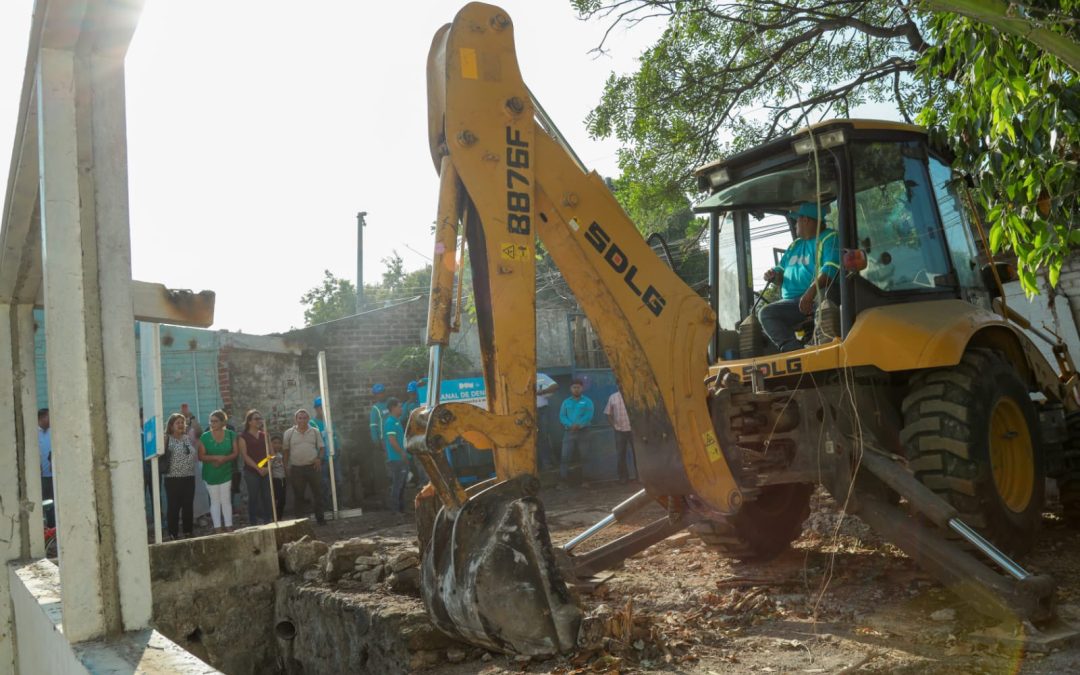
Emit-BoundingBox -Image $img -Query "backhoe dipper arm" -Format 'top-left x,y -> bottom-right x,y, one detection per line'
426,2 -> 742,516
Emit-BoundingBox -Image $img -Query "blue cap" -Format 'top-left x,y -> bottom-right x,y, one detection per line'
406,381 -> 418,393
313,397 -> 322,408
792,201 -> 830,221
372,383 -> 385,394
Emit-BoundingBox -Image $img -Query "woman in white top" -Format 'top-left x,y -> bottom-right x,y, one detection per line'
163,413 -> 199,539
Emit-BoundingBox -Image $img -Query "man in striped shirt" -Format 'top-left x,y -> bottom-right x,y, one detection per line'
604,390 -> 635,484
759,201 -> 840,352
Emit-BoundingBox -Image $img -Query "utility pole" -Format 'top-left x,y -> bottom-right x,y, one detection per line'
356,211 -> 367,313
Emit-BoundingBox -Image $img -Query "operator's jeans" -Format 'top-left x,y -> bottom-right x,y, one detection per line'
759,298 -> 807,352
560,429 -> 585,481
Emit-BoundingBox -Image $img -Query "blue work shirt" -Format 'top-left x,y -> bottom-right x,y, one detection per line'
383,415 -> 404,462
400,398 -> 420,427
369,401 -> 389,443
310,417 -> 341,460
39,427 -> 52,478
774,229 -> 840,299
559,395 -> 595,429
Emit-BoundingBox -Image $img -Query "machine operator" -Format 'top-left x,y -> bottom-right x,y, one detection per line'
759,201 -> 840,352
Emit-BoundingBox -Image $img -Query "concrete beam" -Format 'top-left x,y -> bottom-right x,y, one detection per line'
130,282 -> 215,328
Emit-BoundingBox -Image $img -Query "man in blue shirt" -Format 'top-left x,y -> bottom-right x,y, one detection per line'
368,382 -> 389,446
759,201 -> 840,352
382,397 -> 409,514
558,379 -> 594,487
38,409 -> 55,528
312,397 -> 344,510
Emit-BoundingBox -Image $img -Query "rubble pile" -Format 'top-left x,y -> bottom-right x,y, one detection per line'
279,535 -> 422,596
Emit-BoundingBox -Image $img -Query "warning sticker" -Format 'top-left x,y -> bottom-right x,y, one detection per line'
702,430 -> 722,463
460,48 -> 478,80
501,243 -> 517,260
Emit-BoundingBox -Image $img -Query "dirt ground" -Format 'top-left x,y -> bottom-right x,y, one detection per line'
313,481 -> 1080,674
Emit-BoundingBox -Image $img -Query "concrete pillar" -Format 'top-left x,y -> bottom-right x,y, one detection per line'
36,44 -> 151,643
0,302 -> 43,670
0,306 -> 23,670
13,304 -> 45,562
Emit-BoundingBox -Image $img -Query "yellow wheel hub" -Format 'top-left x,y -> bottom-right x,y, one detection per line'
988,397 -> 1034,513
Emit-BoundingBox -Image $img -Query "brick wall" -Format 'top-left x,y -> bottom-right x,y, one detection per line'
285,297 -> 431,500
216,344 -> 307,436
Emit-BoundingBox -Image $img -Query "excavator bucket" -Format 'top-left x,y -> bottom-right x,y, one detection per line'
408,404 -> 581,655
420,475 -> 581,655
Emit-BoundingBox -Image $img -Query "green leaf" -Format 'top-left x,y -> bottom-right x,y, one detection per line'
989,224 -> 1004,252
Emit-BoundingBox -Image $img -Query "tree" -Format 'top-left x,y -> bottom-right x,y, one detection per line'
918,2 -> 1080,289
381,250 -> 407,290
300,270 -> 357,326
575,0 -> 1079,291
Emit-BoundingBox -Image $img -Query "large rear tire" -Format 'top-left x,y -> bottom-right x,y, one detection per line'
902,349 -> 1044,556
691,483 -> 813,562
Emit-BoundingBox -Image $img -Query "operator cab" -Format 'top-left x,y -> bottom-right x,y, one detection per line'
693,119 -> 993,362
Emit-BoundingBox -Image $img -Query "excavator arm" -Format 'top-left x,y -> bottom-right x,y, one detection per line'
409,2 -> 742,655
424,3 -> 741,513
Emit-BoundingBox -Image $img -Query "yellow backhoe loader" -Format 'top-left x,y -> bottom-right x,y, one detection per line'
407,2 -> 1080,656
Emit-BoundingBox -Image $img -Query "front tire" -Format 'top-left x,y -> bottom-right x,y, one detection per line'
902,349 -> 1044,556
691,483 -> 813,562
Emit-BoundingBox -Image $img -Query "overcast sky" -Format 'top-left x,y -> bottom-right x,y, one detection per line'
0,1 -> 663,334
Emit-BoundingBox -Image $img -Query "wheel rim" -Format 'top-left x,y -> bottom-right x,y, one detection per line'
989,397 -> 1034,513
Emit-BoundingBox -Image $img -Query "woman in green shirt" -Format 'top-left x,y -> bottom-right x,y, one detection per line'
199,409 -> 238,533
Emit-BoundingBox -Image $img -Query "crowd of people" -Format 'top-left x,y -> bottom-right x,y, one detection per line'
38,373 -> 637,544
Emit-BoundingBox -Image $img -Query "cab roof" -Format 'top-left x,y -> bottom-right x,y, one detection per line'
693,118 -> 928,187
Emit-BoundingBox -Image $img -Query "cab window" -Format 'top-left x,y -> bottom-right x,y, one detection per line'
850,142 -> 953,293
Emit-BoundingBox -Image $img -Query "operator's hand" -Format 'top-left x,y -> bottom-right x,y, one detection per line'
799,289 -> 815,315
764,268 -> 780,283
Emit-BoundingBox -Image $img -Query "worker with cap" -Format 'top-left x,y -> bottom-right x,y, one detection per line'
368,383 -> 389,447
759,201 -> 840,352
312,396 -> 344,509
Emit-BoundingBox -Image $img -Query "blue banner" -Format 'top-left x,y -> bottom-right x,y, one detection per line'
143,417 -> 160,461
417,377 -> 487,408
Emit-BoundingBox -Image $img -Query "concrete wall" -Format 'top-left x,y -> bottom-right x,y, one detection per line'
215,335 -> 306,433
274,577 -> 459,674
10,560 -> 217,674
148,524 -> 310,675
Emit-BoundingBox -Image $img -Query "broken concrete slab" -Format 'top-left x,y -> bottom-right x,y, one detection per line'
324,538 -> 378,581
281,536 -> 329,574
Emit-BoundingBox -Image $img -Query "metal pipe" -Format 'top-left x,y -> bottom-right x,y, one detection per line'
191,351 -> 202,423
948,519 -> 1031,580
564,514 -> 615,552
708,211 -> 719,361
859,446 -> 1033,580
317,351 -> 339,517
427,344 -> 443,409
356,211 -> 367,313
562,489 -> 651,552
